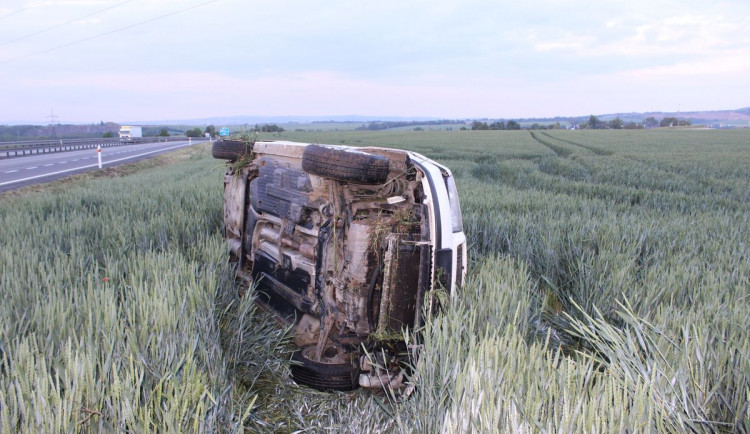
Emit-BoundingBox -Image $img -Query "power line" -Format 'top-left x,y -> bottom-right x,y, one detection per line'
0,0 -> 224,64
1,0 -> 137,47
0,7 -> 27,21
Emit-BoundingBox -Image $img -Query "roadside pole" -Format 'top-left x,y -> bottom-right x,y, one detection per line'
97,146 -> 102,169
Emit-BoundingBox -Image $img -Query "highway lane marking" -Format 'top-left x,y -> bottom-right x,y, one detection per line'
5,170 -> 19,173
0,142 -> 192,187
44,164 -> 54,167
26,166 -> 38,170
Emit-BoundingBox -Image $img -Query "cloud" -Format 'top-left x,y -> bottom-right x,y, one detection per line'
6,69 -> 517,119
529,11 -> 750,57
26,1 -> 112,6
2,0 -> 750,122
534,34 -> 596,52
613,51 -> 750,82
72,17 -> 101,25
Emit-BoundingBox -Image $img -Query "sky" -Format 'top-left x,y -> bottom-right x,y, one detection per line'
0,0 -> 749,124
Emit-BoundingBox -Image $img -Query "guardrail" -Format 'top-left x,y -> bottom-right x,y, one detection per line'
0,137 -> 208,159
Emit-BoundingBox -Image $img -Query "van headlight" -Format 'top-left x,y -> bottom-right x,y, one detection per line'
445,175 -> 463,233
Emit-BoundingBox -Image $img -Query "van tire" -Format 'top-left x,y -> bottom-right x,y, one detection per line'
290,346 -> 360,391
212,140 -> 252,161
302,144 -> 389,184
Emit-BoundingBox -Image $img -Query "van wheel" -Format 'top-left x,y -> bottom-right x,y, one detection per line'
302,144 -> 389,184
291,345 -> 360,391
212,140 -> 253,161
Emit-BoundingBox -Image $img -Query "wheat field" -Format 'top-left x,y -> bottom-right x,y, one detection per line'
1,129 -> 748,432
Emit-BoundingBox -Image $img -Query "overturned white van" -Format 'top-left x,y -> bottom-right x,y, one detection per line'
214,139 -> 467,391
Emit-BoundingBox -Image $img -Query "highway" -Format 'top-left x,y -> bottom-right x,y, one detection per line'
0,140 -> 204,192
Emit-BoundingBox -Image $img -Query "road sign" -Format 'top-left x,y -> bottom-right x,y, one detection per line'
219,128 -> 230,136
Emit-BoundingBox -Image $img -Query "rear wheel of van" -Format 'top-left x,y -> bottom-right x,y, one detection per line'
212,140 -> 253,162
302,144 -> 389,184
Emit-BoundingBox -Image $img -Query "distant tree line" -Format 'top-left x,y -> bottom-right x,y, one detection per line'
142,127 -> 175,137
526,122 -> 565,130
581,115 -> 691,130
658,117 -> 691,127
254,124 -> 284,132
356,120 -> 459,130
580,115 -> 631,129
0,122 -> 119,141
185,123 -> 283,138
465,115 -> 695,131
185,127 -> 204,137
470,120 -> 522,130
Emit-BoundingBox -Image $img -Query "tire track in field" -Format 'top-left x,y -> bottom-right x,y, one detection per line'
533,134 -> 748,204
540,132 -> 613,156
619,154 -> 750,203
529,131 -> 574,158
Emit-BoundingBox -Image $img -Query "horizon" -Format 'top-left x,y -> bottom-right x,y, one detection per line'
1,0 -> 749,124
3,105 -> 749,127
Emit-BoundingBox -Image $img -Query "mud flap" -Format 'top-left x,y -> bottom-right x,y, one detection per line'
224,170 -> 248,262
377,234 -> 421,334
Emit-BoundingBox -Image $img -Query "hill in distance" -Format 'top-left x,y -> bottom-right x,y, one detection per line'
128,107 -> 750,127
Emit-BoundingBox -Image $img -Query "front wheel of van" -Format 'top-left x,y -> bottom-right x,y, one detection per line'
290,345 -> 360,391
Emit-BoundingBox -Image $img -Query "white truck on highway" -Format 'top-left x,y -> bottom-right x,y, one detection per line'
118,126 -> 142,140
